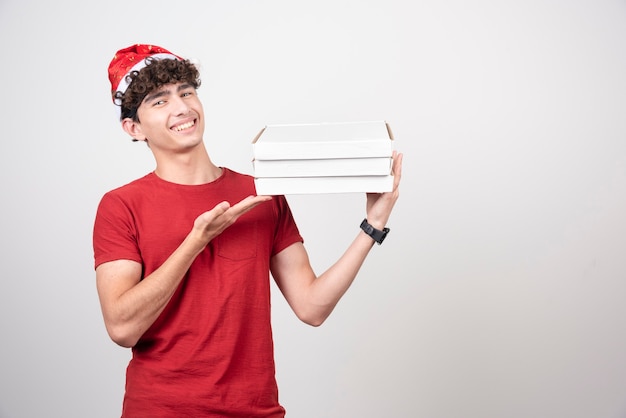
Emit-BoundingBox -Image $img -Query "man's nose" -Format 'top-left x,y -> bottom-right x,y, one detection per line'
172,96 -> 191,115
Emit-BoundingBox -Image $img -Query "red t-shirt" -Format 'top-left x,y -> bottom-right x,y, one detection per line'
93,168 -> 303,418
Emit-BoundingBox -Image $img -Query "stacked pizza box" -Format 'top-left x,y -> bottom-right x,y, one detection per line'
252,121 -> 394,195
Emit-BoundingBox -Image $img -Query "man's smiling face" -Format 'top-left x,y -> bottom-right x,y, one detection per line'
127,82 -> 205,152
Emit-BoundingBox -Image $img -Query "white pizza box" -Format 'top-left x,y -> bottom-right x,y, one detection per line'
252,156 -> 392,178
252,120 -> 394,161
254,174 -> 394,195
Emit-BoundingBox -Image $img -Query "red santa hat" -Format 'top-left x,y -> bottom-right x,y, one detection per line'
108,44 -> 183,102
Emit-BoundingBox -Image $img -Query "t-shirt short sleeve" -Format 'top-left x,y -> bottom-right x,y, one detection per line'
271,195 -> 303,257
93,192 -> 143,269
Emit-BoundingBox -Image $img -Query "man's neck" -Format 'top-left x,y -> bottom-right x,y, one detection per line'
153,144 -> 222,185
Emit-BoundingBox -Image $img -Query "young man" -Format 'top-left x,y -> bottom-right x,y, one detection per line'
93,44 -> 403,418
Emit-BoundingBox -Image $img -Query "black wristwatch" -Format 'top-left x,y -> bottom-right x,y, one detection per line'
360,218 -> 390,245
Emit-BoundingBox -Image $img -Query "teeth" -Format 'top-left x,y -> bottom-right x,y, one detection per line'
173,121 -> 194,131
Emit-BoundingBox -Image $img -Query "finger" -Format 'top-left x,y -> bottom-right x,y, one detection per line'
392,151 -> 403,175
212,201 -> 231,215
240,195 -> 272,208
199,201 -> 230,221
391,152 -> 403,189
230,195 -> 272,215
197,201 -> 231,223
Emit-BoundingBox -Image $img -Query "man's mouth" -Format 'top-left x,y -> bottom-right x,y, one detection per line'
172,120 -> 195,132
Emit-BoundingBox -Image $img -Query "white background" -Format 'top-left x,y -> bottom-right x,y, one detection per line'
1,1 -> 625,417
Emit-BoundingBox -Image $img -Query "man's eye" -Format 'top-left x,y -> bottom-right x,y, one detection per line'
153,100 -> 165,106
182,92 -> 192,97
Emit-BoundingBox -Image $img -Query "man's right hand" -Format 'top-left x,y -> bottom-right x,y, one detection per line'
189,195 -> 272,250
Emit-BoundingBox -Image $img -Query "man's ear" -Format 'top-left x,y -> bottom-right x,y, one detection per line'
121,118 -> 146,142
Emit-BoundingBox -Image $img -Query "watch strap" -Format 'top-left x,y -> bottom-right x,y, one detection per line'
360,218 -> 390,245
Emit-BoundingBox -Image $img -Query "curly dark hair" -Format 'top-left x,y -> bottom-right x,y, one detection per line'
114,58 -> 201,121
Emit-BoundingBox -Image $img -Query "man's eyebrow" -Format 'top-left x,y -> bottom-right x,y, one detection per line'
143,88 -> 170,104
177,83 -> 194,92
143,84 -> 194,104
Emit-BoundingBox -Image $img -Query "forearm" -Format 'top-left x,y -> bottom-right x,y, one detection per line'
302,231 -> 376,325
